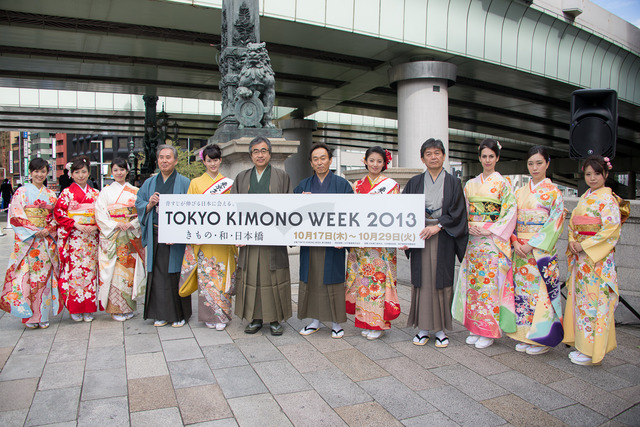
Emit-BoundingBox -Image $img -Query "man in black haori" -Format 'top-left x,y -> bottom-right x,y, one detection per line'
402,138 -> 468,348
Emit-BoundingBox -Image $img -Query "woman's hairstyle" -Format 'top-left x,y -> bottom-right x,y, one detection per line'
111,158 -> 129,170
70,156 -> 91,173
202,144 -> 222,160
420,138 -> 446,157
527,145 -> 550,162
364,146 -> 391,172
156,144 -> 178,159
478,138 -> 501,157
582,155 -> 610,176
248,136 -> 272,154
309,142 -> 333,160
29,158 -> 50,173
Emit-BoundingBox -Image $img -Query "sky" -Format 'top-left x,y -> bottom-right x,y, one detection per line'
591,0 -> 640,27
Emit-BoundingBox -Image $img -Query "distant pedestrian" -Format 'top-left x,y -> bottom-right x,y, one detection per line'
59,168 -> 72,193
1,178 -> 13,210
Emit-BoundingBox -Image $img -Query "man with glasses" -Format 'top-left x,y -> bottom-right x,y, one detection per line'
231,136 -> 293,335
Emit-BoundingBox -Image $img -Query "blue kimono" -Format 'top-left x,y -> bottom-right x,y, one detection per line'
294,171 -> 354,284
135,171 -> 190,273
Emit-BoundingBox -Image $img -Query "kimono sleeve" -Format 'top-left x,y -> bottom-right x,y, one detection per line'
95,189 -> 117,238
439,177 -> 467,239
53,189 -> 75,230
135,180 -> 153,227
528,189 -> 565,253
580,194 -> 621,264
9,188 -> 38,241
486,179 -> 517,241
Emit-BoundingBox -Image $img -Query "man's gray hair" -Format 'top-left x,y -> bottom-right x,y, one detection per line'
248,136 -> 272,154
157,144 -> 178,159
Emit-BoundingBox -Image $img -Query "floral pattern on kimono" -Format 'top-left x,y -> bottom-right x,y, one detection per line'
508,179 -> 565,347
95,182 -> 145,314
452,172 -> 517,338
1,184 -> 60,323
54,183 -> 100,314
345,175 -> 399,330
179,173 -> 237,324
563,187 -> 620,364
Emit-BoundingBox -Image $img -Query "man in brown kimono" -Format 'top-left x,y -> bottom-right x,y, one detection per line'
231,136 -> 293,335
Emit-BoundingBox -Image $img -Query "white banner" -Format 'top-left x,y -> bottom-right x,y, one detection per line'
158,193 -> 425,248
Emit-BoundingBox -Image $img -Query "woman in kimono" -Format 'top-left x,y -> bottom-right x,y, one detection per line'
452,138 -> 517,348
1,158 -> 59,329
179,144 -> 237,330
54,156 -> 100,322
508,146 -> 565,355
564,155 -> 622,366
95,158 -> 145,322
346,146 -> 400,340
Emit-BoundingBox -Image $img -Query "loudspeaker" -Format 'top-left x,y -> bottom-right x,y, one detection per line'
569,89 -> 617,159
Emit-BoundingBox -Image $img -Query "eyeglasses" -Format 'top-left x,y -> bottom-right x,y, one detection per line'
251,148 -> 269,155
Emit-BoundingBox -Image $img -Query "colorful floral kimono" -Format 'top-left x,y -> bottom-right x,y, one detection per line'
452,172 -> 517,338
54,183 -> 100,314
563,187 -> 621,364
0,184 -> 60,323
346,175 -> 400,330
508,179 -> 565,347
95,182 -> 145,314
179,173 -> 237,324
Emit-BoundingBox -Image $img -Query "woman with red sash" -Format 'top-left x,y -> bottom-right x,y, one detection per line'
346,146 -> 400,340
54,156 -> 100,322
179,144 -> 237,330
95,158 -> 145,321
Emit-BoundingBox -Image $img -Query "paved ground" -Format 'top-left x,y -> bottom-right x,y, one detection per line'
0,223 -> 638,427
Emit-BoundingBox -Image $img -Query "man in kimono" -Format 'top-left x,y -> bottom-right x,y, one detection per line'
231,136 -> 293,335
294,143 -> 353,339
136,145 -> 192,327
402,138 -> 468,348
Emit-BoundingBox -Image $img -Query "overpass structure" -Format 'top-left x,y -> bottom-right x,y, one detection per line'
0,0 -> 639,189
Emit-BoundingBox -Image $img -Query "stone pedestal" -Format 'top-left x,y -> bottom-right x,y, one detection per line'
217,137 -> 299,180
281,118 -> 318,186
389,61 -> 457,171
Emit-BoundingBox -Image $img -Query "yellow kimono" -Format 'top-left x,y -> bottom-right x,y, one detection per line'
563,187 -> 621,364
178,173 -> 237,324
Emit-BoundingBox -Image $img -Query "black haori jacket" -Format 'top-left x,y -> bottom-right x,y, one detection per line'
402,170 -> 468,289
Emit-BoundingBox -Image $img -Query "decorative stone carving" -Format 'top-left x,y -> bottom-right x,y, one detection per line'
213,0 -> 281,143
235,42 -> 275,129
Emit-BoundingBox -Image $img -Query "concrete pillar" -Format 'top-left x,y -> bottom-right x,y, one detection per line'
281,118 -> 318,186
389,61 -> 457,171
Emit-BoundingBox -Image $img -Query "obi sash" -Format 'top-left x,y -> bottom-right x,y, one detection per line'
515,208 -> 547,239
24,204 -> 52,228
69,203 -> 96,225
572,215 -> 600,242
468,198 -> 501,223
108,203 -> 138,223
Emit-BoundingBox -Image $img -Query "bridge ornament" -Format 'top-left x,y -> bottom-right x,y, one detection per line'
213,0 -> 281,142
